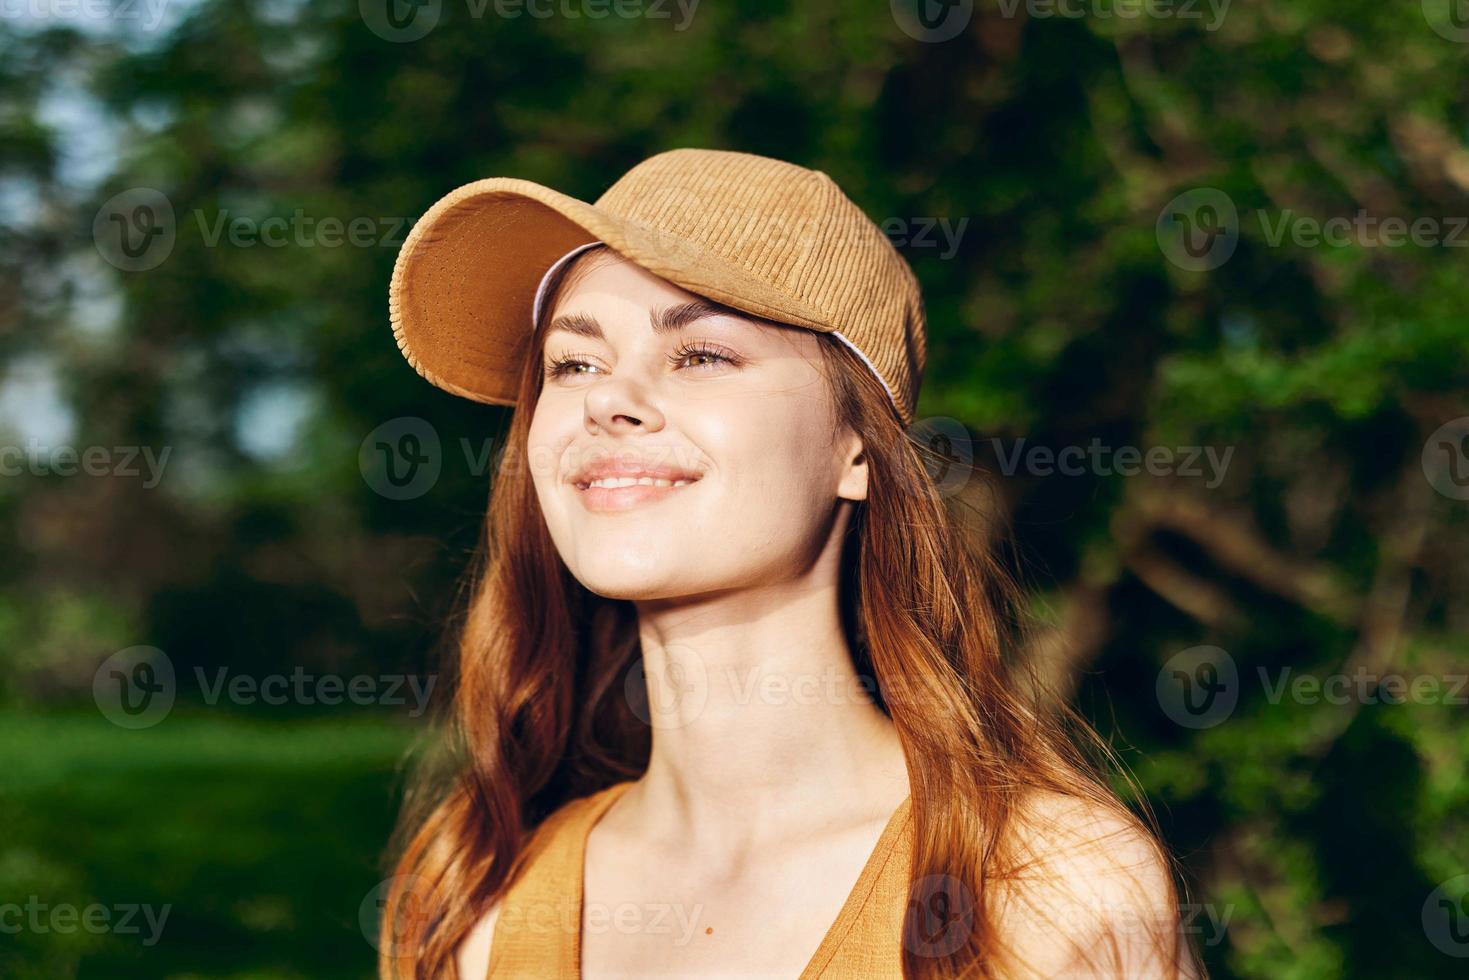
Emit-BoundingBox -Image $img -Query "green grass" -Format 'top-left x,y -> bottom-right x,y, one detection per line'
0,707 -> 420,979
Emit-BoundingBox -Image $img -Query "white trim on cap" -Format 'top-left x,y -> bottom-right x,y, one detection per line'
829,328 -> 904,422
531,241 -> 605,328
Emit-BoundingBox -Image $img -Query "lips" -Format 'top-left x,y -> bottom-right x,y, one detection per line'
581,475 -> 698,489
567,457 -> 705,512
568,458 -> 705,490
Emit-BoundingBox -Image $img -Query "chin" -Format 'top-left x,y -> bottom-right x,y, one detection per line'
573,572 -> 689,602
564,549 -> 673,593
565,552 -> 732,602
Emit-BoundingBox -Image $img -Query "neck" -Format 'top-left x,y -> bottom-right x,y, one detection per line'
626,562 -> 909,845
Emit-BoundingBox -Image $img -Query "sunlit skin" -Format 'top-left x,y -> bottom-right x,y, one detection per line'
456,250 -> 911,978
456,251 -> 1184,979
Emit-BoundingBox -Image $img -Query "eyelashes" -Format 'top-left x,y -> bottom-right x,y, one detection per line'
543,341 -> 744,380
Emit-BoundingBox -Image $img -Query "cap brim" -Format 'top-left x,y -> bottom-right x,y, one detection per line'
389,176 -> 835,407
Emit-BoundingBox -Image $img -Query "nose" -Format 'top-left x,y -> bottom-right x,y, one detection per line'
583,375 -> 665,433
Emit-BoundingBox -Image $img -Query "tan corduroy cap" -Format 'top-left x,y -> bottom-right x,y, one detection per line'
389,148 -> 927,426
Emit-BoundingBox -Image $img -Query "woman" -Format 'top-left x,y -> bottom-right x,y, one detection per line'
380,148 -> 1205,979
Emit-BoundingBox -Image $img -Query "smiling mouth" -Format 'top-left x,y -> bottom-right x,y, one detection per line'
575,476 -> 699,490
572,474 -> 702,512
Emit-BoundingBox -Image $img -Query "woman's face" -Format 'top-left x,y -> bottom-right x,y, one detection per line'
526,250 -> 868,600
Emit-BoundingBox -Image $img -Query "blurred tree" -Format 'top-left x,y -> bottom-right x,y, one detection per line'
1,0 -> 1466,977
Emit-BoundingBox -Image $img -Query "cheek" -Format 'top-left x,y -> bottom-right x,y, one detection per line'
698,393 -> 838,519
525,407 -> 579,507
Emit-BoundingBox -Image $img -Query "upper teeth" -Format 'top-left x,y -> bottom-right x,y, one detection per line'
585,477 -> 694,489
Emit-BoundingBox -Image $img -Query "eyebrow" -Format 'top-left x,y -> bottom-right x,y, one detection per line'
547,299 -> 750,340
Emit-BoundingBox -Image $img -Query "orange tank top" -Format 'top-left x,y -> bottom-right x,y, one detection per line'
485,781 -> 915,978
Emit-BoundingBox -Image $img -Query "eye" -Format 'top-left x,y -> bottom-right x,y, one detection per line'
543,352 -> 602,380
669,342 -> 742,372
544,343 -> 743,381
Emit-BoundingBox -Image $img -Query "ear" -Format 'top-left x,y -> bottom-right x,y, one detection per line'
836,431 -> 868,502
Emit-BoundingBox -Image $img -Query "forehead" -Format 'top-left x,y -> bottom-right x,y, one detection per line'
544,251 -> 814,351
550,249 -> 692,309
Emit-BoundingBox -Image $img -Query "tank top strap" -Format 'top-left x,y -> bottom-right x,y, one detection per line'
799,795 -> 914,978
486,782 -> 915,978
486,781 -> 634,979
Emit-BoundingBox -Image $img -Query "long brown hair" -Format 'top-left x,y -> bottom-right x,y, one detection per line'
379,245 -> 1206,979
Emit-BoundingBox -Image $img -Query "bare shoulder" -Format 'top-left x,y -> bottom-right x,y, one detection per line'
1010,789 -> 1171,878
455,897 -> 502,980
455,790 -> 614,979
990,789 -> 1200,979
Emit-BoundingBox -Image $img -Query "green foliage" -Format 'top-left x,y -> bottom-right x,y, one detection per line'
2,1 -> 1467,977
0,709 -> 411,979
